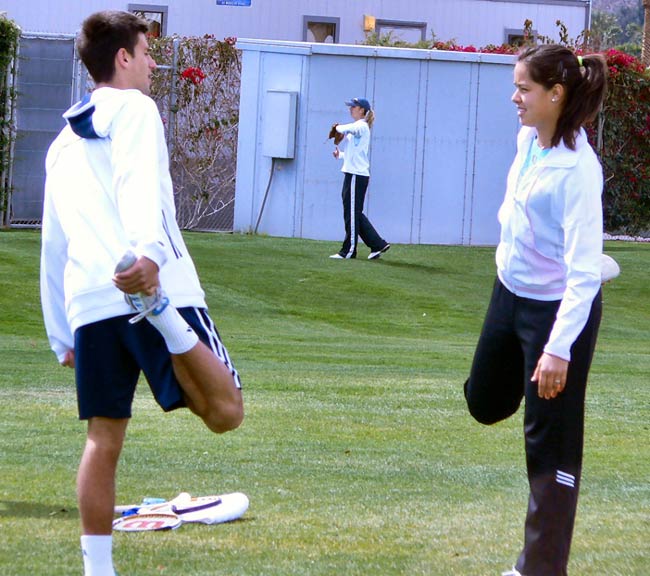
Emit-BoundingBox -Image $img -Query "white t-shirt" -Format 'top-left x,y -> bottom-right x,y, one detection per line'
336,119 -> 370,176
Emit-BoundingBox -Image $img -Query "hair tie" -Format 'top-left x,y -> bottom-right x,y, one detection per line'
577,55 -> 583,67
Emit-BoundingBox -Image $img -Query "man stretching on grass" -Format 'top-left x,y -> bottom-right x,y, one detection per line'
40,11 -> 243,576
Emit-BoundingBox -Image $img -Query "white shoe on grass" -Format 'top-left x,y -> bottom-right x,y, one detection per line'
368,243 -> 390,260
329,253 -> 344,259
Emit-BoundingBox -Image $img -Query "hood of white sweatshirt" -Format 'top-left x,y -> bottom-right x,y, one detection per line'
62,87 -> 143,139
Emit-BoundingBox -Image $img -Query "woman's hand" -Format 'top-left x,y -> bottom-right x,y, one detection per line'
531,352 -> 569,399
333,147 -> 340,159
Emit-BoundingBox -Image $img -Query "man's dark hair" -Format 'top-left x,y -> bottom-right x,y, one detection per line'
77,11 -> 149,83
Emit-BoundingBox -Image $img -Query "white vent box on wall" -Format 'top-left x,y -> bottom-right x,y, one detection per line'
261,90 -> 298,159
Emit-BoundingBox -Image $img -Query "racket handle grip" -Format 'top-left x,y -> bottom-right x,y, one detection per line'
142,497 -> 167,505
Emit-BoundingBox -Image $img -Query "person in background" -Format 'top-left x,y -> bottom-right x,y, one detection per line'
330,97 -> 390,260
463,45 -> 608,576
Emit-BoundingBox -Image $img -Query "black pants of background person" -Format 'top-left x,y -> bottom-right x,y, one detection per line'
464,279 -> 602,576
337,172 -> 387,258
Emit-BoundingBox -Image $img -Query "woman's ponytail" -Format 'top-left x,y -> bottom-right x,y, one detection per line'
365,109 -> 375,129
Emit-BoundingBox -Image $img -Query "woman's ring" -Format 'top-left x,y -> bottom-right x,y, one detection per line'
554,380 -> 561,384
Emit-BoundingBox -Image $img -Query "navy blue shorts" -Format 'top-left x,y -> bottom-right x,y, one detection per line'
74,307 -> 241,420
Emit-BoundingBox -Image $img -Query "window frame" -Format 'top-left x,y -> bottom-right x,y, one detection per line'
504,27 -> 538,46
128,3 -> 168,37
302,15 -> 340,44
375,19 -> 427,43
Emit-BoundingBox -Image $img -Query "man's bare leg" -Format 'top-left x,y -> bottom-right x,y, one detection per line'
113,255 -> 243,433
77,417 -> 128,576
171,341 -> 244,433
78,417 -> 128,533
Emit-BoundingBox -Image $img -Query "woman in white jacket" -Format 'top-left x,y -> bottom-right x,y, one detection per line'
464,45 -> 608,576
330,97 -> 390,260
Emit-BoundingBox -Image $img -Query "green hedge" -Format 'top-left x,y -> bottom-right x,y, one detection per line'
0,14 -> 20,222
589,49 -> 650,234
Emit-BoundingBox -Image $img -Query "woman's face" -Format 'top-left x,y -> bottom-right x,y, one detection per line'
511,61 -> 561,132
349,105 -> 365,120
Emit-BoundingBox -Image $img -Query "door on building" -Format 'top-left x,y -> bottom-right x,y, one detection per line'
11,34 -> 76,226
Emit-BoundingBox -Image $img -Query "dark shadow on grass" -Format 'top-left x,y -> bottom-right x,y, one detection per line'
374,259 -> 444,273
0,500 -> 79,519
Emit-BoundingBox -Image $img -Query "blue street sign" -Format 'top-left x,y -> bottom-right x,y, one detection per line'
216,0 -> 251,5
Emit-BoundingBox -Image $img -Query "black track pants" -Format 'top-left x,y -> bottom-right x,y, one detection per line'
464,278 -> 602,576
337,172 -> 387,258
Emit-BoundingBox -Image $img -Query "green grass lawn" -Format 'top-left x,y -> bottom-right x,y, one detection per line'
0,229 -> 648,575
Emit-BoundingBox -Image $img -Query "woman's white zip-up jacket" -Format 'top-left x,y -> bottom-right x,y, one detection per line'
496,125 -> 603,361
41,87 -> 206,363
335,120 -> 370,176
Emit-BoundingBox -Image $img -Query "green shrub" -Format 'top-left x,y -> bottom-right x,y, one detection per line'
0,14 -> 20,224
589,49 -> 650,234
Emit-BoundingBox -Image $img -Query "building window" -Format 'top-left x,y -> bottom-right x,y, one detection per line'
375,20 -> 426,43
505,27 -> 537,46
303,16 -> 340,43
129,4 -> 168,37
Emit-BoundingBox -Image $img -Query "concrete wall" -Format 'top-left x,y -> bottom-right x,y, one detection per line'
0,0 -> 590,47
234,39 -> 520,246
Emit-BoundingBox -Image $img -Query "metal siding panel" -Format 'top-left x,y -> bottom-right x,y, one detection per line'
420,60 -> 474,245
469,62 -> 519,245
300,55 -> 370,241
9,172 -> 46,220
17,85 -> 72,109
252,52 -> 305,237
369,57 -> 421,244
234,50 -> 262,231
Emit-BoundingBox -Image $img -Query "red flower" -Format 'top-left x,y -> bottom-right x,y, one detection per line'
604,49 -> 645,73
180,66 -> 206,85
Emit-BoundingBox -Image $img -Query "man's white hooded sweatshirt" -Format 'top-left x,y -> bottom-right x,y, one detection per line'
41,87 -> 206,363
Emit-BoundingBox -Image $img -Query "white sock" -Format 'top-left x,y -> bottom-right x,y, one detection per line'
81,535 -> 115,576
146,305 -> 199,354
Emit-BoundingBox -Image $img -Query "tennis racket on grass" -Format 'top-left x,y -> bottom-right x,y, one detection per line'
113,512 -> 182,532
113,492 -> 249,531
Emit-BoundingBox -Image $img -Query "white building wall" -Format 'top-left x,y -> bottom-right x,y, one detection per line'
234,39 -> 520,246
0,0 -> 590,46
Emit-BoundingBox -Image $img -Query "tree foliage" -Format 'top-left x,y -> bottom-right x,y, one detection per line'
0,14 -> 20,224
147,35 -> 241,230
588,49 -> 650,233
